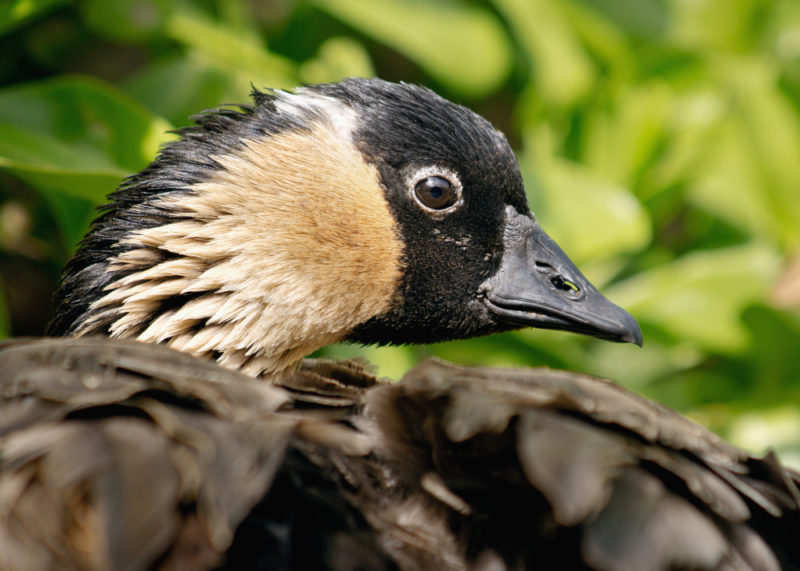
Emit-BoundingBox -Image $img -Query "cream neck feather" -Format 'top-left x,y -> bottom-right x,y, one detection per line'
77,97 -> 403,377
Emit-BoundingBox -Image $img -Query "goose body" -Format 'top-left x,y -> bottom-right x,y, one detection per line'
1,78 -> 798,569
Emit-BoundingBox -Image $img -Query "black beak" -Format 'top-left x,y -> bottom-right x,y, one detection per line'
481,206 -> 643,346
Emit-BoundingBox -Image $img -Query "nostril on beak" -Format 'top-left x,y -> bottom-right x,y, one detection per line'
535,261 -> 583,299
550,275 -> 582,299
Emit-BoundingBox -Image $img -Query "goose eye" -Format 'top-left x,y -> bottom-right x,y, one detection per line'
414,176 -> 456,210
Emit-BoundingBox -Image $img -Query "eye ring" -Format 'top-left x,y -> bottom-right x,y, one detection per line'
414,176 -> 456,209
408,168 -> 463,217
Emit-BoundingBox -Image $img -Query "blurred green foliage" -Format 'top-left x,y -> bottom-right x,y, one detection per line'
2,0 -> 800,464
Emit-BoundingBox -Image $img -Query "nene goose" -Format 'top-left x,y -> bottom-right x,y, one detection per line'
1,78 -> 798,570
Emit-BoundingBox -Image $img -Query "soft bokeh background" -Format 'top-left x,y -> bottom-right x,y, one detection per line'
2,0 -> 800,465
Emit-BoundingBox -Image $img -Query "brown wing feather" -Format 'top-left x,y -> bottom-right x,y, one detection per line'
0,338 -> 295,569
2,341 -> 799,570
364,360 -> 800,570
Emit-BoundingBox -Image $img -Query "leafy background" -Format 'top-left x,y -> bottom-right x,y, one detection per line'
2,0 -> 800,465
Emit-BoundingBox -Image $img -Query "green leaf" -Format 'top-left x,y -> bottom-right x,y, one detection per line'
80,0 -> 168,41
739,305 -> 800,397
123,55 -> 249,127
0,0 -> 67,36
0,75 -> 172,249
164,6 -> 297,90
574,0 -> 668,39
607,243 -> 781,352
35,190 -> 97,255
299,36 -> 375,85
0,75 -> 172,203
585,337 -> 704,393
639,87 -> 723,199
563,0 -> 635,83
727,406 -> 800,467
494,0 -> 595,107
731,57 -> 800,247
687,115 -> 776,244
670,0 -> 766,51
432,332 -> 572,370
310,0 -> 512,98
523,154 -> 651,267
315,343 -> 419,380
582,82 -> 673,185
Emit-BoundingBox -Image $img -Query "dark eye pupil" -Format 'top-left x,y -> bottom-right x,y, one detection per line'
415,176 -> 455,209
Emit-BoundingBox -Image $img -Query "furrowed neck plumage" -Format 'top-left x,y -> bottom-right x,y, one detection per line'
50,78 -> 642,378
50,90 -> 403,377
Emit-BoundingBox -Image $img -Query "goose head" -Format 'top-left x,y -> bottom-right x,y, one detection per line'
49,78 -> 641,377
